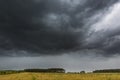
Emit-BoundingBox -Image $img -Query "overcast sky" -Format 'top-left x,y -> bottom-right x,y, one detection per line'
0,0 -> 120,72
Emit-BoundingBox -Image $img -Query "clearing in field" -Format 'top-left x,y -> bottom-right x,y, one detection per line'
0,73 -> 120,80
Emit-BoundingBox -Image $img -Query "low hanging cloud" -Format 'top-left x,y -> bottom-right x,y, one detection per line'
0,0 -> 119,56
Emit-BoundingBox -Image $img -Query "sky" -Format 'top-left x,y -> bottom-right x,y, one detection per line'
0,0 -> 120,72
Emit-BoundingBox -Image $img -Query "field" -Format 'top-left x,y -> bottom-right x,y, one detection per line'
0,73 -> 120,80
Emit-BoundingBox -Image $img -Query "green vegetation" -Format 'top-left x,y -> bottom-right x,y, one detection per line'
24,68 -> 65,73
1,68 -> 120,75
93,69 -> 120,73
0,70 -> 23,75
0,68 -> 65,75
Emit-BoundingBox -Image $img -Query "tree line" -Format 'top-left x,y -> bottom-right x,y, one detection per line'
0,68 -> 65,75
0,70 -> 23,75
93,69 -> 120,73
1,68 -> 120,75
24,68 -> 65,73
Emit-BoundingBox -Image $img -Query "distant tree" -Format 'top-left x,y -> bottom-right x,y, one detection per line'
48,68 -> 65,73
80,71 -> 85,74
93,69 -> 120,73
24,68 -> 65,73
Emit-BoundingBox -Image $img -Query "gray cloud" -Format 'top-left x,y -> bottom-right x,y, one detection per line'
84,2 -> 120,56
0,0 -> 119,56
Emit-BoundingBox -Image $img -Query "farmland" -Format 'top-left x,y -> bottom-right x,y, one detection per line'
0,72 -> 120,80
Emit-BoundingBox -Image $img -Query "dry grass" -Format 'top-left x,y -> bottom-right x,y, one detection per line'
0,73 -> 120,80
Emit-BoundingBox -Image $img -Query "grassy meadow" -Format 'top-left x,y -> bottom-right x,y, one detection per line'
0,73 -> 120,80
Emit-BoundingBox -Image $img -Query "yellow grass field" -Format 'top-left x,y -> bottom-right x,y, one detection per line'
0,73 -> 120,80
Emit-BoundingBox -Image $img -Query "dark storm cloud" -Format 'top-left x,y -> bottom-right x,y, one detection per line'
83,1 -> 120,56
0,0 -> 119,56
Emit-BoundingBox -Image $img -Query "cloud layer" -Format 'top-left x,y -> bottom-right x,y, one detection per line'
0,0 -> 119,56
